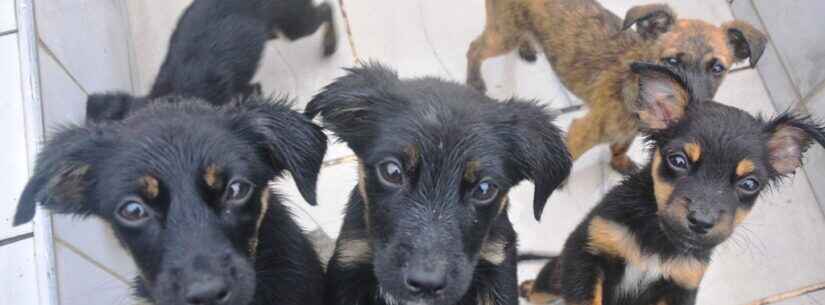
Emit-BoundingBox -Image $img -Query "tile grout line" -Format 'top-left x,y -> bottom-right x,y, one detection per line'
416,0 -> 454,80
0,232 -> 34,247
118,0 -> 141,94
0,29 -> 18,36
37,38 -> 89,96
54,237 -> 132,285
336,0 -> 360,63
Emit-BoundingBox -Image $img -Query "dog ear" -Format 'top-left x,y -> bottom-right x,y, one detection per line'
622,4 -> 676,40
305,62 -> 400,154
86,92 -> 148,123
230,97 -> 328,206
629,62 -> 690,130
504,100 -> 572,221
764,113 -> 825,176
14,126 -> 113,225
721,20 -> 767,68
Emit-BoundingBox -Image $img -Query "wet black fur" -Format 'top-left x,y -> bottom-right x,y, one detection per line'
527,63 -> 825,305
15,96 -> 328,305
307,63 -> 572,305
87,0 -> 337,122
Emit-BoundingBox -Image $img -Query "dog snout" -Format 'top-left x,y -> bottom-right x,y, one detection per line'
185,276 -> 230,305
686,210 -> 716,234
404,264 -> 447,295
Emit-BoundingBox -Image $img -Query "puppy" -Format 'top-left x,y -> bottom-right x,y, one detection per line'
87,0 -> 338,122
467,0 -> 767,174
15,95 -> 328,305
518,62 -> 825,305
306,63 -> 572,305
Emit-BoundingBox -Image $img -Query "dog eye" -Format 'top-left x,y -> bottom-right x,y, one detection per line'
737,177 -> 760,193
666,153 -> 689,170
710,62 -> 725,75
116,199 -> 151,225
663,57 -> 680,66
471,180 -> 499,205
377,159 -> 404,186
225,178 -> 254,205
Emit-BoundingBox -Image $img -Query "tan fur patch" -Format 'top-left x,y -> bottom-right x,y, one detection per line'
357,160 -> 370,229
139,175 -> 159,199
586,217 -> 642,264
736,159 -> 755,177
464,160 -> 481,182
204,165 -> 221,189
661,256 -> 707,289
497,196 -> 509,216
404,145 -> 419,169
528,291 -> 561,304
683,143 -> 701,162
480,237 -> 507,265
334,238 -> 372,268
734,207 -> 751,225
248,190 -> 270,256
592,275 -> 604,305
651,150 -> 673,211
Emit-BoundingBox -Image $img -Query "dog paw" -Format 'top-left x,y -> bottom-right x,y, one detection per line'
322,28 -> 338,57
519,280 -> 535,298
610,156 -> 640,175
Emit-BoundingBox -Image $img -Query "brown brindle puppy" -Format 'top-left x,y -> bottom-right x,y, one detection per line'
466,0 -> 767,174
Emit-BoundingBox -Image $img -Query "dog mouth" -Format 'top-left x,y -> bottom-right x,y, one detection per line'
379,286 -> 439,305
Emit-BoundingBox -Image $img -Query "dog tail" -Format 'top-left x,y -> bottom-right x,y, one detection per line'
516,252 -> 558,262
548,104 -> 583,116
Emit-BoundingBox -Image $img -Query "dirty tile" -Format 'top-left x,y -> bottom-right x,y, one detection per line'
275,161 -> 357,236
0,0 -> 16,34
52,216 -> 139,281
38,46 -> 87,128
55,243 -> 139,305
0,33 -> 33,240
0,237 -> 38,305
753,0 -> 825,99
36,0 -> 133,92
803,90 -> 825,204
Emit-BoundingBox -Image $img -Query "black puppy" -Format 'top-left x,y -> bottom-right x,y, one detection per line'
15,96 -> 328,305
519,62 -> 825,305
87,0 -> 337,122
307,63 -> 572,305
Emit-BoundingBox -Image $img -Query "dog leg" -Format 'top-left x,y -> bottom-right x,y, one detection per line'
609,140 -> 638,175
319,1 -> 338,57
567,113 -> 604,161
279,1 -> 337,57
518,36 -> 538,63
466,31 -> 515,92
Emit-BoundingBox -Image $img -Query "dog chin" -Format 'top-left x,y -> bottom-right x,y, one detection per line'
379,286 -> 437,305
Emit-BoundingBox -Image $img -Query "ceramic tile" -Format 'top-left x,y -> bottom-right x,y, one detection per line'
55,243 -> 139,305
53,215 -> 139,281
0,33 -> 33,239
0,237 -> 38,305
35,0 -> 133,92
38,46 -> 87,129
275,161 -> 357,236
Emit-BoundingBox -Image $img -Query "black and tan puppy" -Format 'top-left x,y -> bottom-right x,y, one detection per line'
87,0 -> 338,122
306,63 -> 572,305
467,0 -> 767,174
15,96 -> 328,305
518,62 -> 825,305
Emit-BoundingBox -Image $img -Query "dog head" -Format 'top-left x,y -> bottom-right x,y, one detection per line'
623,4 -> 767,95
15,96 -> 327,305
307,63 -> 571,305
630,62 -> 825,250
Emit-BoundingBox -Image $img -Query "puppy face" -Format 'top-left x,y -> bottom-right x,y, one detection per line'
15,97 -> 326,305
623,5 -> 767,96
631,62 -> 825,250
308,64 -> 571,305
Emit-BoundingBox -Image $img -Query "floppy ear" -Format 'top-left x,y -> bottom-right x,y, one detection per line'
629,62 -> 691,130
504,99 -> 572,221
722,20 -> 767,68
230,97 -> 328,206
86,92 -> 148,123
764,113 -> 825,176
14,126 -> 113,225
622,4 -> 676,40
305,62 -> 401,154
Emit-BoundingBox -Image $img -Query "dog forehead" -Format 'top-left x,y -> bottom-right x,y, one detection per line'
659,19 -> 733,65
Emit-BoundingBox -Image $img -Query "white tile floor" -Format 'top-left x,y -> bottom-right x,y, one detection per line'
30,0 -> 825,305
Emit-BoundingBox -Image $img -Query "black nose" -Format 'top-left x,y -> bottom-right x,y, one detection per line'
185,277 -> 230,305
687,211 -> 715,234
405,268 -> 447,295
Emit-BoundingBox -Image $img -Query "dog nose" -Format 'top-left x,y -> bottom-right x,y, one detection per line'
687,211 -> 714,234
185,277 -> 230,305
405,268 -> 447,295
